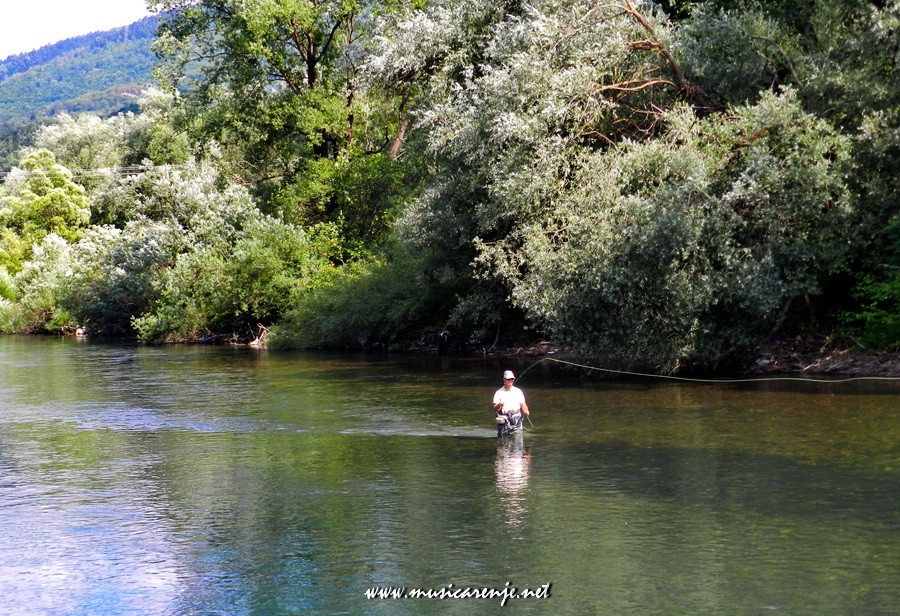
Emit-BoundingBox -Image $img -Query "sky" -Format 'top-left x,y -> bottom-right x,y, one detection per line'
0,0 -> 154,60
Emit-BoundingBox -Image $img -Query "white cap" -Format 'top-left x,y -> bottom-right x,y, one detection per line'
503,370 -> 515,380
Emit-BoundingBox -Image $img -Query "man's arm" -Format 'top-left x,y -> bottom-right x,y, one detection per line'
493,391 -> 504,413
518,389 -> 529,416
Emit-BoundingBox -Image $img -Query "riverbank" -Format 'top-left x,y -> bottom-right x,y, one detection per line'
748,337 -> 900,377
477,337 -> 900,378
33,329 -> 900,378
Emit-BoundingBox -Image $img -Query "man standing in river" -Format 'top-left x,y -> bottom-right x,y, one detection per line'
493,370 -> 529,436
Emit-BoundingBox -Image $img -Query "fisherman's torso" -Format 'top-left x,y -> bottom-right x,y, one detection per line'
494,385 -> 525,435
494,385 -> 525,413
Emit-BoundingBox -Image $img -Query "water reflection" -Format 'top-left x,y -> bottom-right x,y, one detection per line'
495,433 -> 531,527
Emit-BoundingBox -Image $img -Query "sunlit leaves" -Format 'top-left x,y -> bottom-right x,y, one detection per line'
0,150 -> 90,273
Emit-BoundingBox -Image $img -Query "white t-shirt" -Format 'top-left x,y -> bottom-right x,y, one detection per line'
493,386 -> 526,414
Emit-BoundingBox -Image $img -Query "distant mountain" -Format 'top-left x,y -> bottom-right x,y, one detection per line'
0,15 -> 160,126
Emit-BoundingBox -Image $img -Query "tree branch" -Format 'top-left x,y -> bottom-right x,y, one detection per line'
288,19 -> 310,62
389,90 -> 410,160
593,78 -> 676,95
622,0 -> 715,110
749,35 -> 805,89
314,18 -> 344,66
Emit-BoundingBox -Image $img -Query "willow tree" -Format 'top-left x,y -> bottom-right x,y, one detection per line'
368,0 -> 715,349
150,0 -> 410,254
371,0 -> 856,365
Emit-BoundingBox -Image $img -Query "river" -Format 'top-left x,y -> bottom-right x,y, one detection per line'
0,336 -> 897,614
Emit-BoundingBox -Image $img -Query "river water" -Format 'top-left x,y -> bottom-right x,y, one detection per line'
0,336 -> 897,615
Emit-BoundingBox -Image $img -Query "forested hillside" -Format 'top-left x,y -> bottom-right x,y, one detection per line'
0,16 -> 158,82
1,0 -> 897,371
0,16 -> 159,168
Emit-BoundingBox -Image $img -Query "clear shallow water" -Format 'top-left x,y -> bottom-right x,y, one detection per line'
0,336 -> 897,615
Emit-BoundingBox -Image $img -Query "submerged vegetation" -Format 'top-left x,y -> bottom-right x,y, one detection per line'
1,0 -> 898,370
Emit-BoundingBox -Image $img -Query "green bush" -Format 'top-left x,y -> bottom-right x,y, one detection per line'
0,233 -> 76,333
841,273 -> 900,351
0,266 -> 14,301
59,221 -> 187,336
134,217 -> 333,342
269,246 -> 433,349
840,218 -> 900,351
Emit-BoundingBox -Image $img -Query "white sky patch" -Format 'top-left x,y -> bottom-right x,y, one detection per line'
0,0 -> 153,60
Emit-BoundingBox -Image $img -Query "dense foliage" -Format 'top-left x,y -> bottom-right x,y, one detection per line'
0,93 -> 334,339
1,0 -> 897,367
150,0 -> 411,256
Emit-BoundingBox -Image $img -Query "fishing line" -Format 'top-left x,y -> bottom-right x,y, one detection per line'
506,354 -> 897,434
542,356 -> 900,384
